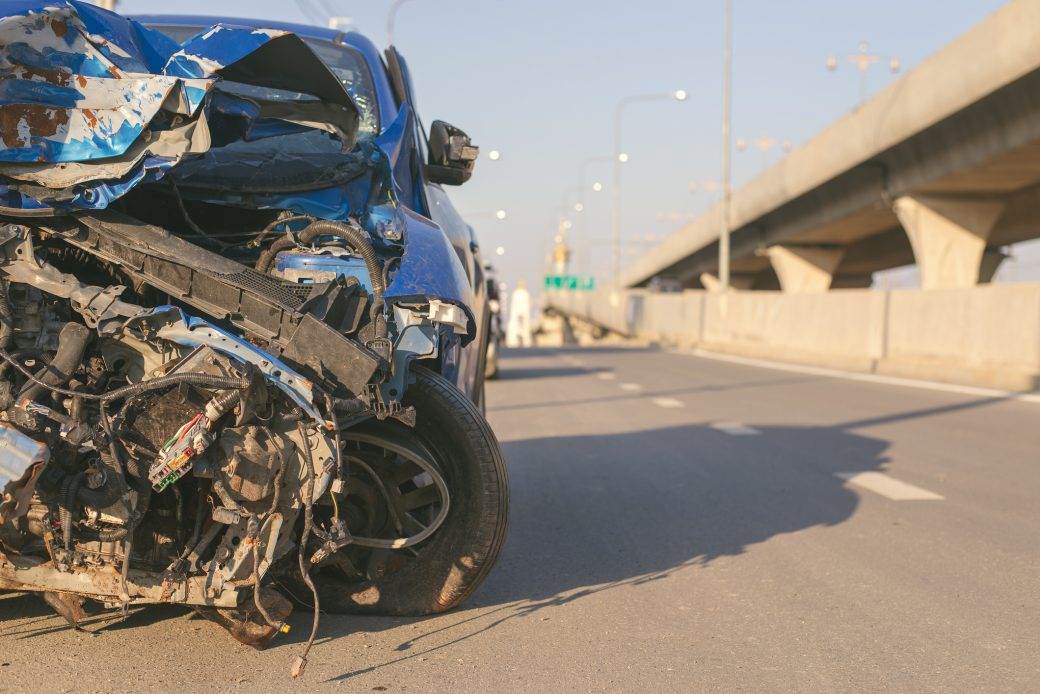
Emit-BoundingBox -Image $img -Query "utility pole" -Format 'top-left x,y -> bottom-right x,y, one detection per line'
387,0 -> 417,47
719,0 -> 733,292
610,91 -> 686,289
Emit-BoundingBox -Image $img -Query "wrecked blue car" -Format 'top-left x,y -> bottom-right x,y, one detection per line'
0,1 -> 507,675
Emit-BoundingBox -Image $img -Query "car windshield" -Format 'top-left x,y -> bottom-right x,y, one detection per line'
150,25 -> 379,138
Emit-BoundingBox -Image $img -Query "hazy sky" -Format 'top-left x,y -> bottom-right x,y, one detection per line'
120,0 -> 1012,291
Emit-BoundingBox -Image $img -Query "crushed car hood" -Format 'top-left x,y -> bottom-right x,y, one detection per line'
0,0 -> 359,211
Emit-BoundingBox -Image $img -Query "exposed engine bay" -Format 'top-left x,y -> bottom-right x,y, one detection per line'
0,208 -> 456,675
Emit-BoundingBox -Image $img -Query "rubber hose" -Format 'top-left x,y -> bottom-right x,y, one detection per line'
19,322 -> 91,404
0,279 -> 13,352
253,235 -> 298,274
255,220 -> 387,335
297,220 -> 386,306
102,373 -> 249,403
60,473 -> 81,551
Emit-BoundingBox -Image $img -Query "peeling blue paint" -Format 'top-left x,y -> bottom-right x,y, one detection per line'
0,1 -> 358,210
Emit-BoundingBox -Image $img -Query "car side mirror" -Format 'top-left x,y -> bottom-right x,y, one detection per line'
426,120 -> 478,186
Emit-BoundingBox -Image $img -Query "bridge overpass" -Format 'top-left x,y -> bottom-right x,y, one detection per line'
626,0 -> 1040,292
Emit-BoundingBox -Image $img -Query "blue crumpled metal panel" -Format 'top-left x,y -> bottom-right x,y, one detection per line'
0,1 -> 357,210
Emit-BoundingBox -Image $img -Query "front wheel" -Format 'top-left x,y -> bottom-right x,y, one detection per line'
316,366 -> 509,615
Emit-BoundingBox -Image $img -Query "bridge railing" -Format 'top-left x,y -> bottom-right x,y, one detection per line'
547,285 -> 1040,392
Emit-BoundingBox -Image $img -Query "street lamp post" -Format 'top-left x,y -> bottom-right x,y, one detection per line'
827,41 -> 901,104
719,0 -> 733,292
611,89 -> 687,288
387,0 -> 418,47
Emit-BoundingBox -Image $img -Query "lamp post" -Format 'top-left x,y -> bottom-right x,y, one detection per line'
387,0 -> 418,47
827,41 -> 900,104
611,89 -> 687,288
719,0 -> 732,292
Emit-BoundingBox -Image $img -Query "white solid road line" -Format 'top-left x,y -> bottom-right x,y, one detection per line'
597,373 -> 616,380
652,397 -> 684,408
836,471 -> 944,501
619,382 -> 643,392
670,347 -> 1040,404
710,421 -> 761,435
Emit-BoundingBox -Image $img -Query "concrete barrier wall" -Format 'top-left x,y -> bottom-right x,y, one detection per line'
547,284 -> 1040,391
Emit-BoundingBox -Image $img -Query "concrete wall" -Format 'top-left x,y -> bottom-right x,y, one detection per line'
547,284 -> 1040,391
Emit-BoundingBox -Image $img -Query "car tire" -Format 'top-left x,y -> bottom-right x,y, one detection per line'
317,365 -> 509,615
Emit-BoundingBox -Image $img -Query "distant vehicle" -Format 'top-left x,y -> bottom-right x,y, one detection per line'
648,276 -> 685,293
0,3 -> 508,676
484,264 -> 505,379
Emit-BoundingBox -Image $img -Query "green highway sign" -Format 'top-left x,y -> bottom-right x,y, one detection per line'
544,275 -> 596,291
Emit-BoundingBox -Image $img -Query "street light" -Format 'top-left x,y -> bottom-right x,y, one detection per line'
592,182 -> 603,192
827,40 -> 901,104
488,150 -> 501,161
611,89 -> 687,287
387,0 -> 418,46
719,0 -> 733,292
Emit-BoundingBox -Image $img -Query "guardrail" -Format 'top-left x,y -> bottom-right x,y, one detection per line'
546,285 -> 1040,391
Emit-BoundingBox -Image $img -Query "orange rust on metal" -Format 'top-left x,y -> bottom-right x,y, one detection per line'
1,105 -> 69,144
49,17 -> 69,39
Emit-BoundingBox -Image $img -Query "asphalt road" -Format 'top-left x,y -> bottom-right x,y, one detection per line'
2,344 -> 1038,692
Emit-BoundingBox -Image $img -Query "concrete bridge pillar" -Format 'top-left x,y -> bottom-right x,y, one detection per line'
765,245 -> 844,293
893,194 -> 1006,289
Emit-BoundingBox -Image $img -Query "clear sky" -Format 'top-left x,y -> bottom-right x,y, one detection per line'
119,0 -> 1010,292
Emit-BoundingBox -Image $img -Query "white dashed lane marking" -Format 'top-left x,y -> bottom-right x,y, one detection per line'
652,398 -> 684,408
711,421 -> 761,436
597,373 -> 616,381
836,472 -> 944,501
619,383 -> 643,392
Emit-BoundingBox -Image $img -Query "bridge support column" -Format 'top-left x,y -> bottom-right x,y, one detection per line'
893,194 -> 1006,289
699,272 -> 755,292
765,245 -> 844,293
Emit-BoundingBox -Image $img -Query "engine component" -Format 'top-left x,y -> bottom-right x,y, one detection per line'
0,423 -> 49,526
272,250 -> 373,290
61,210 -> 383,398
215,426 -> 288,504
149,414 -> 212,492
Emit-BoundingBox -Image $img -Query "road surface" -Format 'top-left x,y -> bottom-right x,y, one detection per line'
2,345 -> 1037,692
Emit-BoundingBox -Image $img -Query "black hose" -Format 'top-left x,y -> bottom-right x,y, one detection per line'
255,219 -> 387,336
0,348 -> 250,403
19,322 -> 91,404
0,279 -> 13,353
248,215 -> 313,249
254,235 -> 298,274
298,221 -> 386,316
60,473 -> 81,552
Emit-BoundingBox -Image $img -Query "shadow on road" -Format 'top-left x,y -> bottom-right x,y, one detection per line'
325,419 -> 894,682
493,365 -> 606,381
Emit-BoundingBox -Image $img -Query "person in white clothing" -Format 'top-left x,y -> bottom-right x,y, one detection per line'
505,279 -> 532,347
